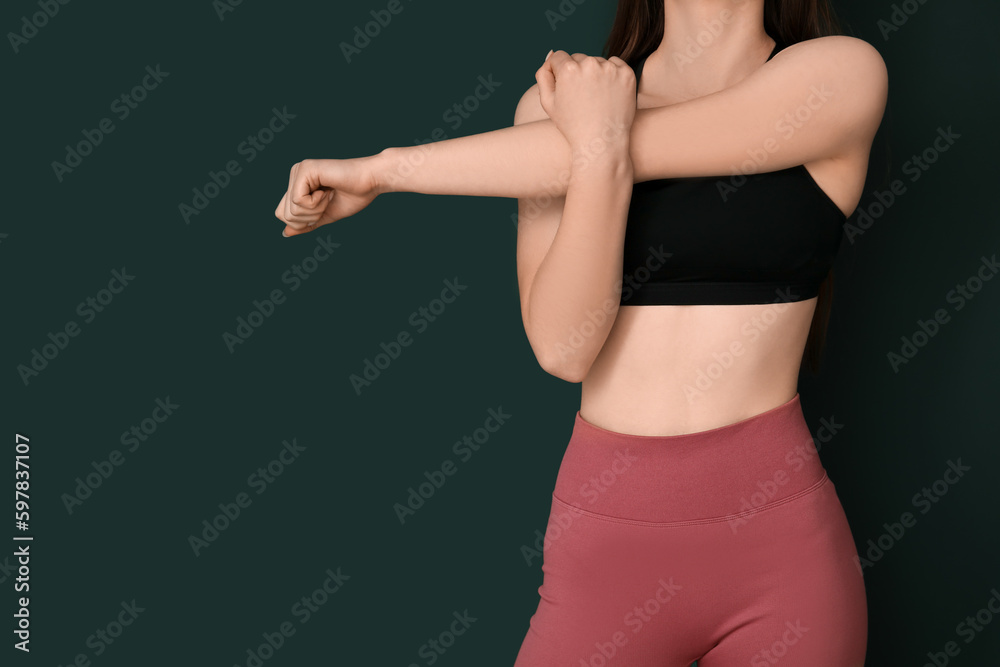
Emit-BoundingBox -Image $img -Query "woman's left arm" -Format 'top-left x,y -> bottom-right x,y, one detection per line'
372,36 -> 887,198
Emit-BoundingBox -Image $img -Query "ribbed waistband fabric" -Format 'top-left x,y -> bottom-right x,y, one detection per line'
552,393 -> 828,525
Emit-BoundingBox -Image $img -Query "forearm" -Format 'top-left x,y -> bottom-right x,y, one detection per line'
526,149 -> 633,381
373,118 -> 584,199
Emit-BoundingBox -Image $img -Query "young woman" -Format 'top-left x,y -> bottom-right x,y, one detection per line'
274,1 -> 886,664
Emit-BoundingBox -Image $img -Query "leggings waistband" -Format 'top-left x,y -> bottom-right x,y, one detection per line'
552,393 -> 828,525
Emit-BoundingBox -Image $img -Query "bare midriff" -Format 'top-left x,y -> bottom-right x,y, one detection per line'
579,297 -> 817,436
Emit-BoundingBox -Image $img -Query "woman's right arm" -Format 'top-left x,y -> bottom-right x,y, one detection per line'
276,38 -> 885,236
513,83 -> 635,383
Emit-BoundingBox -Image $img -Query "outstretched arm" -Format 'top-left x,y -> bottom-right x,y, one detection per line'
274,36 -> 886,236
372,36 -> 886,198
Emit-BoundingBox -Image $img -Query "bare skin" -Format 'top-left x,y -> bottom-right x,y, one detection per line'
273,0 -> 887,436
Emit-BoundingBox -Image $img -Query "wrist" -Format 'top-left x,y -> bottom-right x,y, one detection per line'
569,142 -> 633,180
567,118 -> 632,155
369,147 -> 399,195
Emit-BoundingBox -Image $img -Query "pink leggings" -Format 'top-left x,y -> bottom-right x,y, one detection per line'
514,394 -> 867,667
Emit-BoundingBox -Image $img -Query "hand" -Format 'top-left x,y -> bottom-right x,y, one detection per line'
535,50 -> 636,153
273,157 -> 380,237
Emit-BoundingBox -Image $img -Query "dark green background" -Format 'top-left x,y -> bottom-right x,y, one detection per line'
3,0 -> 998,665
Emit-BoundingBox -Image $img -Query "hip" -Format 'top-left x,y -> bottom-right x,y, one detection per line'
553,392 -> 828,524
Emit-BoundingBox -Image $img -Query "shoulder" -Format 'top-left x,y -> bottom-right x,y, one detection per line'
513,83 -> 549,125
777,35 -> 886,76
773,36 -> 887,101
771,36 -> 888,139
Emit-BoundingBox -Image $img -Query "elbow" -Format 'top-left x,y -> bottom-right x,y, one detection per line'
533,342 -> 592,384
522,303 -> 598,383
539,354 -> 589,383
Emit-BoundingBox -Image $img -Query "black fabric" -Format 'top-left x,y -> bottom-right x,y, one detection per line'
622,38 -> 845,306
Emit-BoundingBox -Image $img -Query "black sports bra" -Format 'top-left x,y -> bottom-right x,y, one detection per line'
620,42 -> 847,306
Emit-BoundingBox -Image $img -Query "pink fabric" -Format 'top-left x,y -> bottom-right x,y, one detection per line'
514,393 -> 867,666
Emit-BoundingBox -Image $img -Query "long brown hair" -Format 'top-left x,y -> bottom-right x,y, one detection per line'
603,0 -> 843,375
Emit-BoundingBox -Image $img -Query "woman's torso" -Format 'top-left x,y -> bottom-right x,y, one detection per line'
579,42 -> 869,436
